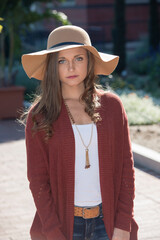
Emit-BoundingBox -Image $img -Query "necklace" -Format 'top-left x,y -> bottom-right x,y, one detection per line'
64,100 -> 93,169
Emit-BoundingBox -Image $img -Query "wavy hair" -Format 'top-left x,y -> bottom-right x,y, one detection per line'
21,49 -> 101,140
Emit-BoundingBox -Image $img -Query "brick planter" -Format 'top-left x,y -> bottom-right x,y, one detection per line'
0,86 -> 25,119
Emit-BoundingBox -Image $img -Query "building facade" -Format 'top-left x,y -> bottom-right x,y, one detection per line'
43,0 -> 160,44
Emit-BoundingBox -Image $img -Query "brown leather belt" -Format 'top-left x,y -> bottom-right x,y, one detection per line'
74,205 -> 100,219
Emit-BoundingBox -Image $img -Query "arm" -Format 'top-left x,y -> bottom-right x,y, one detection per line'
112,228 -> 130,240
114,110 -> 135,239
25,112 -> 66,240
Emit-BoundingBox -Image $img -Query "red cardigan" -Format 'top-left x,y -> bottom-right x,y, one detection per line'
25,91 -> 138,240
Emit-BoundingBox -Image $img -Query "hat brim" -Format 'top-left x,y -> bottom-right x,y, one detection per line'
22,44 -> 119,80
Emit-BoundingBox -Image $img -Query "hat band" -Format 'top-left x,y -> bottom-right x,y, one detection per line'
49,41 -> 84,49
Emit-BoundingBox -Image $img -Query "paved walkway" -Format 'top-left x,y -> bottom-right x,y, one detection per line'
0,120 -> 160,240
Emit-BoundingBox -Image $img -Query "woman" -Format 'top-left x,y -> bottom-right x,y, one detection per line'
22,25 -> 138,240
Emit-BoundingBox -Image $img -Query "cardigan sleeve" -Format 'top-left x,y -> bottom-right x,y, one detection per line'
114,108 -> 135,232
25,111 -> 66,240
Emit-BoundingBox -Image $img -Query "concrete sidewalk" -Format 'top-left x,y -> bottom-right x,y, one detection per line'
0,120 -> 160,240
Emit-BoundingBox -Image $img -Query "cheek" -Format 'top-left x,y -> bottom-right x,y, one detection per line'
82,62 -> 88,78
78,60 -> 88,75
58,66 -> 64,80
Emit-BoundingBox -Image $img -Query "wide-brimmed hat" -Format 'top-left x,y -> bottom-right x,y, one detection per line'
22,25 -> 119,80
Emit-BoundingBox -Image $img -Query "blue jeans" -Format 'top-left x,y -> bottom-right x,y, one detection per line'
73,204 -> 109,240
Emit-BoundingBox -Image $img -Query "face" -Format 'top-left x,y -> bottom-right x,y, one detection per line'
58,47 -> 88,89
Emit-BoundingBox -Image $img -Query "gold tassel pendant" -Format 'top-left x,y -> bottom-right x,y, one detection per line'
85,149 -> 90,169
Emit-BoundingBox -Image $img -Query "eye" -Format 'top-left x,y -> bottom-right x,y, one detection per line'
58,59 -> 66,64
75,56 -> 83,62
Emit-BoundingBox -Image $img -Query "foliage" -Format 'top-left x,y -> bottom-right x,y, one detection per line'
126,37 -> 160,97
119,91 -> 160,125
0,18 -> 3,33
99,74 -> 135,92
149,54 -> 160,90
0,0 -> 70,87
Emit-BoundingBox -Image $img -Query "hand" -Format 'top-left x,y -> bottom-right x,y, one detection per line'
112,227 -> 130,240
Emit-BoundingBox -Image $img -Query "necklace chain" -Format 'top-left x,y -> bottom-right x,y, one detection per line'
74,123 -> 93,149
64,100 -> 76,124
64,99 -> 93,169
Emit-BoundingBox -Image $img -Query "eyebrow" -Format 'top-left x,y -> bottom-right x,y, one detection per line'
58,54 -> 85,59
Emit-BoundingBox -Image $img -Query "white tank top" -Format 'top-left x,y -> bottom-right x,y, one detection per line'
72,123 -> 102,207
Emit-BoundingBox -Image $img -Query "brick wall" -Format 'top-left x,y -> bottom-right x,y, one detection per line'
43,0 -> 160,44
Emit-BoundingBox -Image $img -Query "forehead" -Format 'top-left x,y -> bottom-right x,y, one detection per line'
58,47 -> 87,58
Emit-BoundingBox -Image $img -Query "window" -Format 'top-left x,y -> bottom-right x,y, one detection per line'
60,0 -> 76,7
126,0 -> 148,3
126,0 -> 160,4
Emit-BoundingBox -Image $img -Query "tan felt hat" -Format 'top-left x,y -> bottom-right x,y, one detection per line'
22,25 -> 119,80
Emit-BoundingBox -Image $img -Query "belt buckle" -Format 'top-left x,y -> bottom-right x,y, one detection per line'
82,206 -> 100,219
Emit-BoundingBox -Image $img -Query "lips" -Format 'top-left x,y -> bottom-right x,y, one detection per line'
67,75 -> 78,79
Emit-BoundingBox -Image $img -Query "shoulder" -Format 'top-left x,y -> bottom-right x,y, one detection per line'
25,105 -> 36,128
96,89 -> 128,127
96,89 -> 124,110
25,104 -> 47,143
25,103 -> 42,131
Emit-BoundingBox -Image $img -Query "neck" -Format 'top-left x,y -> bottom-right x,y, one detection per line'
62,84 -> 85,101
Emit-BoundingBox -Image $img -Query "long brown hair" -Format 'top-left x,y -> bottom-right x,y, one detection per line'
22,49 -> 101,139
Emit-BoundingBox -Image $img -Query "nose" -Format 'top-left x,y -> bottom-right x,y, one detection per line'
67,60 -> 75,71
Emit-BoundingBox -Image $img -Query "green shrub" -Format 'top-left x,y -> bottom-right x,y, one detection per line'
149,54 -> 160,86
99,74 -> 135,91
129,57 -> 151,75
126,37 -> 160,97
119,92 -> 160,125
